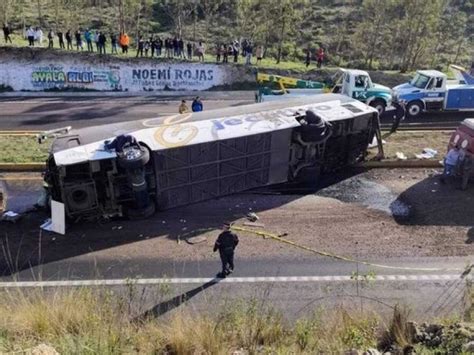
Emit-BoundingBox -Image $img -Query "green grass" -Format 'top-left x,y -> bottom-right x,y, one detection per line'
2,33 -> 335,72
0,135 -> 50,163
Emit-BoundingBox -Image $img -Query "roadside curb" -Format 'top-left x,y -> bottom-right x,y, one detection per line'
0,91 -> 255,100
359,160 -> 442,169
0,163 -> 45,172
0,160 -> 441,172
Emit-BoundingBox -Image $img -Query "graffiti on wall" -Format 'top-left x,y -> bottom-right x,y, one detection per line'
0,61 -> 228,91
30,64 -> 121,90
131,68 -> 215,89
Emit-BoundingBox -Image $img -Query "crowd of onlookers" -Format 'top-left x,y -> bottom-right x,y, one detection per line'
2,23 -> 327,67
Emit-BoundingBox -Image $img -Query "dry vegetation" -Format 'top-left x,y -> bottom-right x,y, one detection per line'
0,285 -> 472,354
368,131 -> 451,161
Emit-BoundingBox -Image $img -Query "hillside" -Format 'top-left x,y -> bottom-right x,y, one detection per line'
0,0 -> 473,72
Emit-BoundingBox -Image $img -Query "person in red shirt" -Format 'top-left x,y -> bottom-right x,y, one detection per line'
317,47 -> 325,68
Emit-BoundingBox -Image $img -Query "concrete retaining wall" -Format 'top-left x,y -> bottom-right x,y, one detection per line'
0,47 -> 254,92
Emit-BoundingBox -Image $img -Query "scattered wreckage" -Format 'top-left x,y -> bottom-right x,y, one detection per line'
43,94 -> 383,227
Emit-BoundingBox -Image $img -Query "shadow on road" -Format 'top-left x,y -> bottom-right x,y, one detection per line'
136,279 -> 221,321
390,174 -> 474,228
0,167 -> 369,278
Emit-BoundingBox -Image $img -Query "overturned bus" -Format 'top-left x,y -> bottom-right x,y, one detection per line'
44,94 -> 383,221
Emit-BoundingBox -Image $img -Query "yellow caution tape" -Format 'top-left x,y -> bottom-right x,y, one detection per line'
231,225 -> 470,273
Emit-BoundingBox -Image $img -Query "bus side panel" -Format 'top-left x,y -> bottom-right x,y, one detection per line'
152,129 -> 292,210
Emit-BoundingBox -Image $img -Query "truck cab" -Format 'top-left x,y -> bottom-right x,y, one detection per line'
331,69 -> 393,115
393,70 -> 447,117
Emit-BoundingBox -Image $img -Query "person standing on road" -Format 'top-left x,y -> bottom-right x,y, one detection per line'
192,96 -> 203,112
213,222 -> 239,278
3,24 -> 12,44
179,100 -> 189,114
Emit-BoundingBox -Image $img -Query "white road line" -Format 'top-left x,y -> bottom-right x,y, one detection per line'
0,274 -> 466,288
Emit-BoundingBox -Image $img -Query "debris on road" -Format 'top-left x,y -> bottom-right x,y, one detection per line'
416,148 -> 438,159
40,218 -> 53,231
246,212 -> 259,222
396,152 -> 407,160
186,236 -> 208,244
243,222 -> 265,228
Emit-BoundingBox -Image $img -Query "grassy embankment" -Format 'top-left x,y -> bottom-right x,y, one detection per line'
0,135 -> 50,164
1,35 -> 324,73
0,131 -> 450,164
0,285 -> 471,353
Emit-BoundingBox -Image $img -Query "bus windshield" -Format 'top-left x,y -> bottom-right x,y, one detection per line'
410,73 -> 430,89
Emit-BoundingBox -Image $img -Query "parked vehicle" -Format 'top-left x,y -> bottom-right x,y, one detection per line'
257,69 -> 394,116
255,73 -> 325,102
44,94 -> 383,228
448,118 -> 474,189
392,66 -> 474,118
330,69 -> 393,115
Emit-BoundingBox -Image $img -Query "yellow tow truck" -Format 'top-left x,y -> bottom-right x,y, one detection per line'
255,72 -> 326,102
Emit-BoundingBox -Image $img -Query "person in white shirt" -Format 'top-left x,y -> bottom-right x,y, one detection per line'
34,27 -> 43,46
26,27 -> 35,46
441,145 -> 461,183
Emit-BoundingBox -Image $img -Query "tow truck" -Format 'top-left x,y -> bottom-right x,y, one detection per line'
255,73 -> 325,102
392,65 -> 474,118
257,69 -> 394,116
44,94 -> 383,231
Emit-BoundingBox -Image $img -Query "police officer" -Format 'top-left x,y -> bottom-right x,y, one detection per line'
213,222 -> 239,277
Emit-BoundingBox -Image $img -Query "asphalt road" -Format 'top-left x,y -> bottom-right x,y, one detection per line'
0,172 -> 472,319
0,95 -> 472,131
0,96 -> 254,130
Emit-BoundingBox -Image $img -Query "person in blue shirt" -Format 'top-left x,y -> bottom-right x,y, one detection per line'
84,29 -> 93,52
191,96 -> 203,112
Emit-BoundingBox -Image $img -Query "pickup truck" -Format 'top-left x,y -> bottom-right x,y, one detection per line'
392,67 -> 474,118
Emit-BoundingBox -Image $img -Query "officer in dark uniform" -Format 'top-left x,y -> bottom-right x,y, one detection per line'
214,222 -> 239,277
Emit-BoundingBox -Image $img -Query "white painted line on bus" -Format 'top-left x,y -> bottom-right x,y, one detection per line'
0,274 -> 466,288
